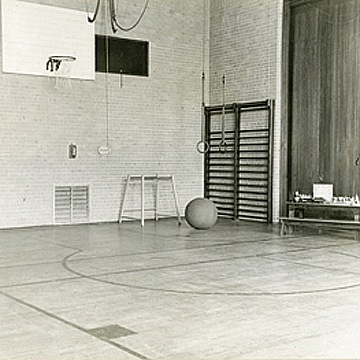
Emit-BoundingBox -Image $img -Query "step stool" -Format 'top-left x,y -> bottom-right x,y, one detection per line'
118,174 -> 182,226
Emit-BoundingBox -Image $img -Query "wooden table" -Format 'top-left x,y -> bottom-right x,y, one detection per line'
280,201 -> 360,240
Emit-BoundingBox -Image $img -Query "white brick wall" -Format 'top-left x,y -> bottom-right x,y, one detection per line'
0,0 -> 205,228
209,0 -> 283,222
0,0 -> 284,228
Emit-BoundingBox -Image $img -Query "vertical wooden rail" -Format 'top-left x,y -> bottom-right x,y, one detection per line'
155,175 -> 159,221
267,99 -> 275,223
170,175 -> 182,225
233,104 -> 240,220
204,108 -> 211,198
119,175 -> 131,223
141,175 -> 145,227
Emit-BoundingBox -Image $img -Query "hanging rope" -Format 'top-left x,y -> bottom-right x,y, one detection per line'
86,0 -> 149,32
110,0 -> 150,32
97,1 -> 112,156
109,0 -> 118,32
105,29 -> 110,148
196,0 -> 209,154
219,75 -> 227,153
85,0 -> 102,23
197,72 -> 209,154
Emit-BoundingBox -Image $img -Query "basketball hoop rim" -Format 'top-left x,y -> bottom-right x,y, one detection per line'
48,55 -> 76,62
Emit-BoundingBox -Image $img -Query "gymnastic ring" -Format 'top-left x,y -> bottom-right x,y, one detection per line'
219,139 -> 227,153
196,140 -> 209,154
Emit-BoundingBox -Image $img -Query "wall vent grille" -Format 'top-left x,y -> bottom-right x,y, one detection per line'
54,186 -> 89,224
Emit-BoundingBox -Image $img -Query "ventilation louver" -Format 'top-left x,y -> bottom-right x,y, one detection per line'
54,186 -> 89,224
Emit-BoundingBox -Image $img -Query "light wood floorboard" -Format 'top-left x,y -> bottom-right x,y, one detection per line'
1,219 -> 360,359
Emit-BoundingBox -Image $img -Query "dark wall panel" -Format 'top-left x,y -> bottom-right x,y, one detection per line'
331,0 -> 360,196
288,0 -> 360,198
290,4 -> 323,194
96,35 -> 149,76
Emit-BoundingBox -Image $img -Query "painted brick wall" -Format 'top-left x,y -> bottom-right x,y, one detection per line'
209,0 -> 283,222
0,0 -> 205,228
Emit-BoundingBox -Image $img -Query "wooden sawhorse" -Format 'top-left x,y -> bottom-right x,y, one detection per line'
118,174 -> 182,226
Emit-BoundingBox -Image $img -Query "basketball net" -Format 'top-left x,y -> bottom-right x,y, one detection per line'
54,60 -> 73,90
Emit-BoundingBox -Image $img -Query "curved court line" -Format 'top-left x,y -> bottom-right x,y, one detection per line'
59,233 -> 348,265
61,251 -> 360,297
60,238 -> 276,264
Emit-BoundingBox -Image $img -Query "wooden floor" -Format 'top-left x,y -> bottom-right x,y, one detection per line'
1,218 -> 360,359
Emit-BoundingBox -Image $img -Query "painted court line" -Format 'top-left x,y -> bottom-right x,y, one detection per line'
0,289 -> 149,360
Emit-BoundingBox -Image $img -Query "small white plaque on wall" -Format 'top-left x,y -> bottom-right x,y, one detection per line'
313,183 -> 333,202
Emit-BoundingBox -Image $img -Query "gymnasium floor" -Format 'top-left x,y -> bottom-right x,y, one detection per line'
1,218 -> 360,359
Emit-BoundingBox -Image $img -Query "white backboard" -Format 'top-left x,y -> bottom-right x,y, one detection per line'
2,0 -> 94,80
